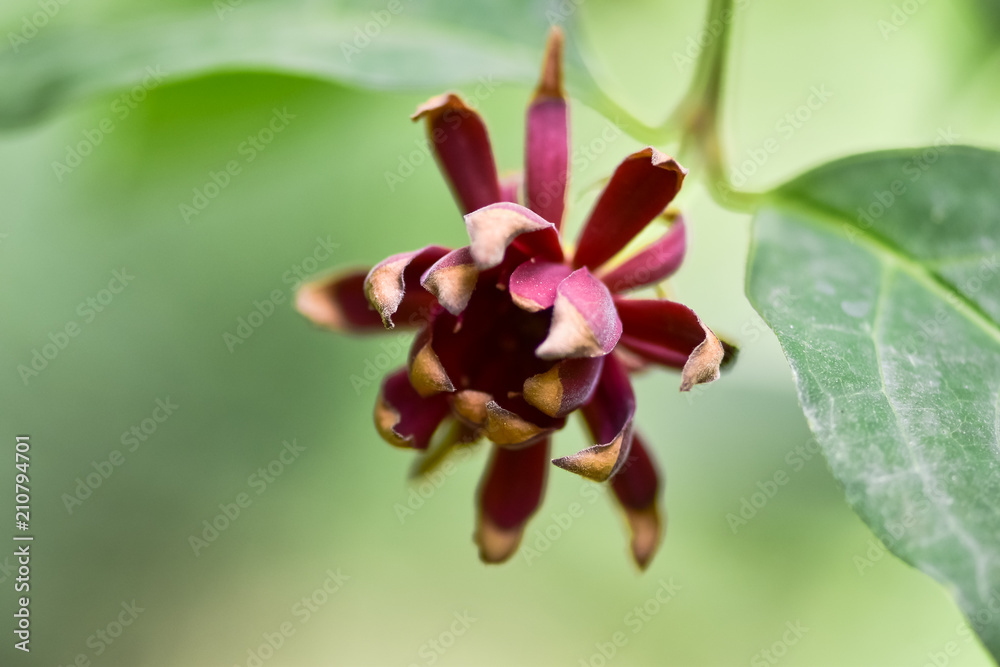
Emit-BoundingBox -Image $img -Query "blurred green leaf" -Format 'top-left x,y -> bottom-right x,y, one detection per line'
0,0 -> 656,135
746,146 -> 1000,660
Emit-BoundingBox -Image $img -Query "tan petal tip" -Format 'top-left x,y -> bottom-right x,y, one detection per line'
625,505 -> 663,570
523,366 -> 563,418
411,92 -> 467,121
452,390 -> 492,427
422,260 -> 478,316
484,401 -> 548,448
679,323 -> 725,392
475,516 -> 524,564
551,438 -> 624,483
409,341 -> 455,397
374,395 -> 411,449
535,26 -> 565,99
295,281 -> 349,331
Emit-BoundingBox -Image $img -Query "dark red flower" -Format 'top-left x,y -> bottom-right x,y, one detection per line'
297,28 -> 735,569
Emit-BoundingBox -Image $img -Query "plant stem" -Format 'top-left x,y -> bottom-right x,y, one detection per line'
667,0 -> 760,213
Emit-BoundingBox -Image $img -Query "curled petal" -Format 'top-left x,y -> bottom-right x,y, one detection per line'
476,439 -> 550,563
611,434 -> 663,570
451,390 -> 493,428
574,148 -> 687,270
508,260 -> 573,312
535,268 -> 622,360
374,369 -> 450,450
464,202 -> 563,270
483,400 -> 556,448
364,246 -> 449,328
615,298 -> 735,390
412,93 -> 501,214
552,354 -> 635,482
525,27 -> 569,230
407,326 -> 455,397
296,269 -> 385,332
600,217 -> 687,293
523,356 -> 604,418
420,247 -> 479,315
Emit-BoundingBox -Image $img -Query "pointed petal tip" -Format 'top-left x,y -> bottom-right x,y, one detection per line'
295,280 -> 352,331
535,26 -> 565,99
679,323 -> 725,392
475,516 -> 524,564
484,400 -> 550,448
625,505 -> 663,570
374,393 -> 412,449
408,336 -> 455,397
420,248 -> 479,316
410,92 -> 464,121
551,434 -> 626,483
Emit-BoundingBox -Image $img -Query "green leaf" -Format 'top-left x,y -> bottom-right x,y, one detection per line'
746,146 -> 1000,659
0,0 -> 650,134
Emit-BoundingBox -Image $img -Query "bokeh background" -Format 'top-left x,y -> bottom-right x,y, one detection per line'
1,0 -> 999,665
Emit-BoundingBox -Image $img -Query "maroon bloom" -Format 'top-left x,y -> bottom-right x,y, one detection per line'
297,28 -> 735,569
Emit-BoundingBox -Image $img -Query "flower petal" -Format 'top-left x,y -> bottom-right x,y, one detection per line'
476,438 -> 550,563
615,298 -> 735,390
374,369 -> 450,450
525,27 -> 569,230
296,269 -> 386,332
523,356 -> 604,418
508,260 -> 573,312
483,399 -> 554,448
420,247 -> 479,315
465,202 -> 563,270
407,325 -> 455,397
573,148 -> 687,270
610,433 -> 663,570
451,389 -> 493,428
364,246 -> 450,329
412,93 -> 501,214
552,354 -> 635,482
535,268 -> 622,359
600,217 -> 687,293
500,172 -> 522,204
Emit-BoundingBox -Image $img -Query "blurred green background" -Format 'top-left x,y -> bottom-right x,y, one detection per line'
1,0 -> 999,665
